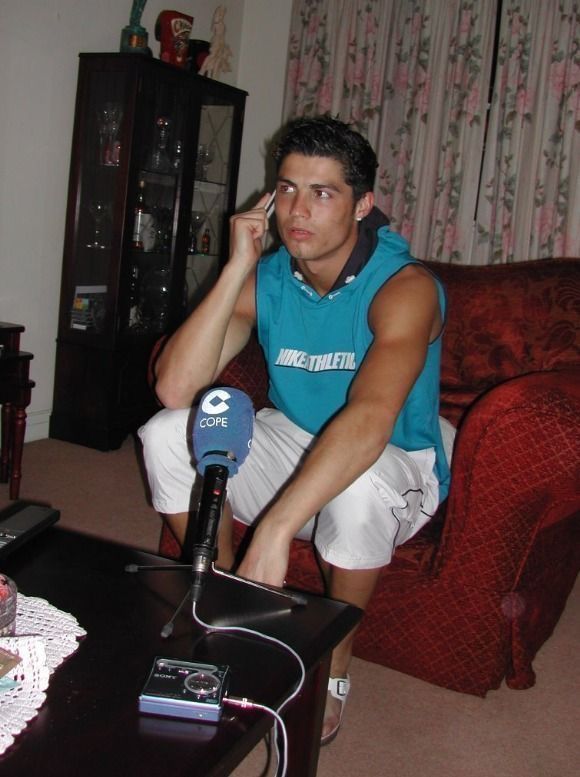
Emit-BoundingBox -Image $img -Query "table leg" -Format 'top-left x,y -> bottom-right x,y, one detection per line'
9,405 -> 27,499
282,651 -> 330,777
1,402 -> 13,482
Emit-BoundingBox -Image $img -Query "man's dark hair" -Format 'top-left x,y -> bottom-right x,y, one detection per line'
272,116 -> 378,202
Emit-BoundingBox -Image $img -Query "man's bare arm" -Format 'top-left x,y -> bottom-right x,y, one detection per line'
237,264 -> 441,586
154,194 -> 272,408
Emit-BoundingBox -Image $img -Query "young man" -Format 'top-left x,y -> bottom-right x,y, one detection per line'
139,116 -> 452,744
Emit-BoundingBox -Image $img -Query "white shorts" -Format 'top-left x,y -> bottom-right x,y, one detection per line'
139,407 -> 454,570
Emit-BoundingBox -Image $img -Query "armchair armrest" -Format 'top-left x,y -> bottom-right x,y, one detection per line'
435,368 -> 580,590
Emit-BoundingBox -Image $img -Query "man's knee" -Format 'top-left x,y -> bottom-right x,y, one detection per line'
315,472 -> 404,568
138,407 -> 198,514
323,473 -> 382,531
139,407 -> 190,461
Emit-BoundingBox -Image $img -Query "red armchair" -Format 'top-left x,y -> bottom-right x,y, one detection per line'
158,258 -> 580,696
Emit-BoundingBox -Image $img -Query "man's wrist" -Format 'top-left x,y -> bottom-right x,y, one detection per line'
259,506 -> 302,544
221,257 -> 253,285
227,251 -> 260,279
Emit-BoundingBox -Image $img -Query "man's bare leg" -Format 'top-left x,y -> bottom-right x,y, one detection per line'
164,512 -> 188,546
215,502 -> 235,570
319,563 -> 382,741
163,502 -> 235,570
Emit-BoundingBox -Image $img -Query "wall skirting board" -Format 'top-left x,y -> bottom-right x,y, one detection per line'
24,411 -> 50,442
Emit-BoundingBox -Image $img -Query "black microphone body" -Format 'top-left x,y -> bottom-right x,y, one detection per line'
189,387 -> 254,604
191,463 -> 229,603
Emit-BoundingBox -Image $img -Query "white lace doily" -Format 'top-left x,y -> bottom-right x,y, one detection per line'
0,594 -> 86,755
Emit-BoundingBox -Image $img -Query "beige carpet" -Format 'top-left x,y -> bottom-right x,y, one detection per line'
2,437 -> 579,777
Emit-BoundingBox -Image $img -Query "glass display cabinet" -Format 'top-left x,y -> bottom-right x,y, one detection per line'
50,53 -> 247,449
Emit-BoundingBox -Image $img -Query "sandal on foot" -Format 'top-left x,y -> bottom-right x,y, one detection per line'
321,675 -> 350,746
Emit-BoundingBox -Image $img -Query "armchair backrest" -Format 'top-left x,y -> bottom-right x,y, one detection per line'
162,258 -> 579,424
425,258 -> 580,426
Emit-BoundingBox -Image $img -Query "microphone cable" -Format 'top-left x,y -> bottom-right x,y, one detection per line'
223,696 -> 287,776
191,579 -> 306,777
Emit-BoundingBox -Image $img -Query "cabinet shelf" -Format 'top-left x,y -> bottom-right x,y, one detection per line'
194,180 -> 227,191
50,53 -> 247,450
139,170 -> 177,184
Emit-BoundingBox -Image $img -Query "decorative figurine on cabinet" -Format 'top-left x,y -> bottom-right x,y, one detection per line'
155,10 -> 193,68
199,5 -> 232,80
120,0 -> 151,54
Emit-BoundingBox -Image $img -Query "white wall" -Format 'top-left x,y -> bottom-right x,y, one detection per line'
0,0 -> 291,442
237,0 -> 293,206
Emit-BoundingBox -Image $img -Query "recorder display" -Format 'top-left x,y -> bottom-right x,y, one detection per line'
139,657 -> 230,722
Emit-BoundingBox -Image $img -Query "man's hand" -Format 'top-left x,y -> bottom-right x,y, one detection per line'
228,192 -> 273,273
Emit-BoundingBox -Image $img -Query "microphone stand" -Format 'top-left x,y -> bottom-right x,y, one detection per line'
126,466 -> 306,638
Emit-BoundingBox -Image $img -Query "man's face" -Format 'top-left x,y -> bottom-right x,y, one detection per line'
275,153 -> 364,269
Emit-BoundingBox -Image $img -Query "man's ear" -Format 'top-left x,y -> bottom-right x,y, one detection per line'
354,192 -> 374,221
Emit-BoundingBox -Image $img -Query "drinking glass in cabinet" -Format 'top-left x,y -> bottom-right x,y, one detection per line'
97,102 -> 122,167
153,206 -> 173,252
86,200 -> 109,249
140,266 -> 171,332
188,210 -> 205,253
196,143 -> 214,180
171,139 -> 183,171
148,116 -> 172,172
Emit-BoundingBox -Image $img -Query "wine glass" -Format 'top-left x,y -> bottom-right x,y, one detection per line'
188,210 -> 205,253
140,266 -> 171,333
149,116 -> 172,172
86,200 -> 108,249
153,206 -> 173,252
97,103 -> 123,166
196,143 -> 214,180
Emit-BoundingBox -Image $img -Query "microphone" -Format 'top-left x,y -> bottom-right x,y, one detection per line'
190,387 -> 254,603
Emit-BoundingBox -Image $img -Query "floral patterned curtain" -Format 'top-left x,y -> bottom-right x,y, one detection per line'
284,0 -> 497,261
472,0 -> 580,263
283,0 -> 580,264
375,1 -> 497,261
283,0 -> 394,137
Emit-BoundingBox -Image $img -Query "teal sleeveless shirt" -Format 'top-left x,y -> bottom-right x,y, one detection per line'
256,226 -> 450,500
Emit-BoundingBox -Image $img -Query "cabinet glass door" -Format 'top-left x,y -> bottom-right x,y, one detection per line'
186,95 -> 237,310
70,68 -> 129,338
52,53 -> 246,450
122,75 -> 189,336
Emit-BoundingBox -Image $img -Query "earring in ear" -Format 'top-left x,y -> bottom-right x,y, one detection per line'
356,216 -> 362,222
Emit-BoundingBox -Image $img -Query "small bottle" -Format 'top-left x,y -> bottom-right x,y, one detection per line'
172,139 -> 183,171
188,225 -> 197,255
131,180 -> 147,249
201,228 -> 211,254
127,265 -> 140,328
132,179 -> 156,251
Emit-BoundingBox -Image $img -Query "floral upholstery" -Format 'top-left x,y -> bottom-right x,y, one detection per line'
157,257 -> 580,696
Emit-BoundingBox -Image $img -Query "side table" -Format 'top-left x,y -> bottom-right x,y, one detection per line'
0,323 -> 35,499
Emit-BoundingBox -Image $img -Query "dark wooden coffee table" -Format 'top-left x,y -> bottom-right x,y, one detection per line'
0,527 -> 361,776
